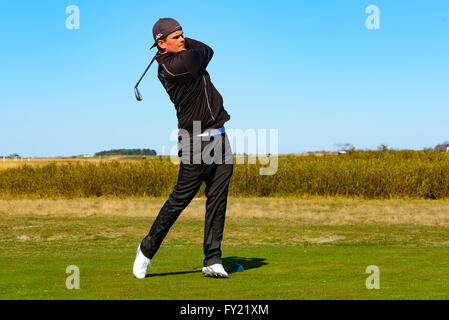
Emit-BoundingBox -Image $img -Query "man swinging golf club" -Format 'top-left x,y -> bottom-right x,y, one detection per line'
133,18 -> 234,279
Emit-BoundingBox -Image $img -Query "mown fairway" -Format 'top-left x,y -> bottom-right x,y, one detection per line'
1,197 -> 449,299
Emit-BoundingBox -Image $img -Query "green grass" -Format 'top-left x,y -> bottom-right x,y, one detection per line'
1,215 -> 449,299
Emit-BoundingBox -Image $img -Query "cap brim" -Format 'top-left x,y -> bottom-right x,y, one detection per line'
149,25 -> 182,50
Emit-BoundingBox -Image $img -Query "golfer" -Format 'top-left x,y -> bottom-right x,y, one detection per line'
133,18 -> 234,279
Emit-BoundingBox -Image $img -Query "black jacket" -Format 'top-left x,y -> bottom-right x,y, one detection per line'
155,38 -> 231,134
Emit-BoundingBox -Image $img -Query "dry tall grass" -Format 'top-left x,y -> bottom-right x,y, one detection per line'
0,156 -> 158,170
1,151 -> 449,199
2,197 -> 449,227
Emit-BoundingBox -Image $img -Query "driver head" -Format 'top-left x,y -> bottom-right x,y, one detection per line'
134,87 -> 142,101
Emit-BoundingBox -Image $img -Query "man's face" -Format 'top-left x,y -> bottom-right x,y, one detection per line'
158,30 -> 185,54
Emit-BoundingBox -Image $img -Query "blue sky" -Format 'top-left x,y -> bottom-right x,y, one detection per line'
1,0 -> 448,157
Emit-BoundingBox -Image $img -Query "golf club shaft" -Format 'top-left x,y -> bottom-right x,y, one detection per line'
135,55 -> 157,89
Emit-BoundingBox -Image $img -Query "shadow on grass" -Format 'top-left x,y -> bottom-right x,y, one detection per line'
146,256 -> 268,278
222,256 -> 268,272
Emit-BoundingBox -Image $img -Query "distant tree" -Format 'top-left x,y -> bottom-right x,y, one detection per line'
377,144 -> 389,152
335,143 -> 355,151
94,149 -> 157,156
434,141 -> 449,152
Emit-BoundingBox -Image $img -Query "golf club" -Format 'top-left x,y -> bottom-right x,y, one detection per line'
134,55 -> 157,101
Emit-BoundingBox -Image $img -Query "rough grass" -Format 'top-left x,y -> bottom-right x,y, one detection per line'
2,197 -> 449,226
2,151 -> 449,199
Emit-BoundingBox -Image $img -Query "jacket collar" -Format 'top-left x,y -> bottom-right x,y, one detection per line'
155,51 -> 179,63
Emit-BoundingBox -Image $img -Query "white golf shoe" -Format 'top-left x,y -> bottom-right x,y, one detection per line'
202,264 -> 228,278
133,245 -> 150,279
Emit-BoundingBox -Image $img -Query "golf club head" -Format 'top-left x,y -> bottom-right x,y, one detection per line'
134,87 -> 143,101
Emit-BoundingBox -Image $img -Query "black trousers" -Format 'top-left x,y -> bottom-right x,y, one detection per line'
140,133 -> 234,267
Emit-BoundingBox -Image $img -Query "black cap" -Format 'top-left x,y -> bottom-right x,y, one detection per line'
150,18 -> 182,50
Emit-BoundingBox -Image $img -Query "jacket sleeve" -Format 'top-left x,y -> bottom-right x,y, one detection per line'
181,38 -> 214,78
159,38 -> 214,80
